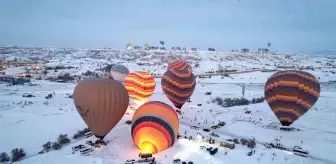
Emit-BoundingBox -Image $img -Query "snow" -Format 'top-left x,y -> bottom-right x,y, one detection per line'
3,67 -> 26,75
0,47 -> 336,164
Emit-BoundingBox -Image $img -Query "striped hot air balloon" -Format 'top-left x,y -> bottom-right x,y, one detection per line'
167,60 -> 191,71
124,71 -> 156,107
131,101 -> 179,154
264,70 -> 320,127
161,68 -> 196,109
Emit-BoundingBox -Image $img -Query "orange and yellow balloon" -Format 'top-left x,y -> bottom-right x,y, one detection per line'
124,71 -> 156,107
131,101 -> 179,154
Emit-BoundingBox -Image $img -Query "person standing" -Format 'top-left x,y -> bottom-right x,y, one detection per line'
242,83 -> 245,97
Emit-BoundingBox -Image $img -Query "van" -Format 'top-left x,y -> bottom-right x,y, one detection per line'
84,132 -> 93,138
80,148 -> 93,155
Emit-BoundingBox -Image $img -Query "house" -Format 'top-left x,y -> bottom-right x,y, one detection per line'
220,140 -> 235,149
208,48 -> 216,51
241,48 -> 250,53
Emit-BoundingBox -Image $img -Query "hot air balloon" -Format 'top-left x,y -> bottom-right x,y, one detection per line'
161,68 -> 196,109
159,41 -> 165,46
264,70 -> 320,127
126,43 -> 132,50
124,71 -> 156,107
167,60 -> 192,71
110,64 -> 129,82
144,43 -> 149,50
73,78 -> 129,140
131,101 -> 179,154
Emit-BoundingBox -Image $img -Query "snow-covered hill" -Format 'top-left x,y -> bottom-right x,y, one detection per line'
0,46 -> 336,164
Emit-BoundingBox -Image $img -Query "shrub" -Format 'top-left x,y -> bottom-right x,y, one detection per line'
72,130 -> 84,139
11,148 -> 25,162
210,132 -> 220,137
126,120 -> 132,125
256,97 -> 265,103
72,133 -> 81,139
52,142 -> 62,150
0,152 -> 10,163
240,138 -> 248,145
43,70 -> 48,75
251,97 -> 265,104
247,139 -> 256,149
72,128 -> 90,139
212,97 -> 224,106
82,128 -> 90,134
233,138 -> 240,144
42,141 -> 52,151
58,134 -> 71,145
214,96 -> 265,107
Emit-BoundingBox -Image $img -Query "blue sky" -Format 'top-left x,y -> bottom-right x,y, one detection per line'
0,0 -> 335,53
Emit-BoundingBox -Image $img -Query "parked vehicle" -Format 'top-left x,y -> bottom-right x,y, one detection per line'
210,148 -> 218,155
190,126 -> 200,130
293,148 -> 309,157
218,122 -> 226,126
203,128 -> 210,132
72,144 -> 86,152
80,148 -> 93,155
84,132 -> 93,138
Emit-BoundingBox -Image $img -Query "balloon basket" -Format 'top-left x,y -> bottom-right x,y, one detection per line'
175,109 -> 182,115
279,126 -> 294,131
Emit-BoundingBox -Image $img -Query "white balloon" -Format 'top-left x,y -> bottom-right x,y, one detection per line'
110,64 -> 129,82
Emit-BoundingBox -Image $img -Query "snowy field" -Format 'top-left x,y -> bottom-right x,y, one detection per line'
0,48 -> 336,164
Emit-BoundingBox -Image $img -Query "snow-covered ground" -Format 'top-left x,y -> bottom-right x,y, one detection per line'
0,47 -> 336,164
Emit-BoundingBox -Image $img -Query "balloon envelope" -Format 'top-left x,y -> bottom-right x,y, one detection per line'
131,101 -> 179,154
167,60 -> 191,71
264,70 -> 320,126
161,68 -> 196,109
124,71 -> 156,106
110,64 -> 129,82
73,78 -> 129,139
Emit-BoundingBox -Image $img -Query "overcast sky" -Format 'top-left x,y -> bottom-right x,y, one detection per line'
0,0 -> 335,53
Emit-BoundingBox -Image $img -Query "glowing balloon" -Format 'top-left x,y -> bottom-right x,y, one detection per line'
264,70 -> 320,127
124,71 -> 156,106
131,101 -> 179,154
126,43 -> 132,50
73,78 -> 129,140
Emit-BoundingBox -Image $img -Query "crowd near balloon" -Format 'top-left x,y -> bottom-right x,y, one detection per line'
72,61 -> 321,154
